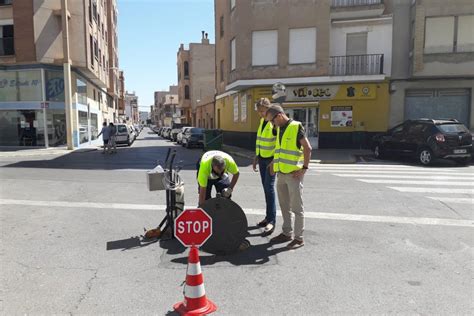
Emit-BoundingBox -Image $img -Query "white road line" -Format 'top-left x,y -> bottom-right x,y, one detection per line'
358,179 -> 474,186
315,170 -> 470,175
388,187 -> 474,194
427,197 -> 473,205
0,199 -> 472,228
333,174 -> 474,180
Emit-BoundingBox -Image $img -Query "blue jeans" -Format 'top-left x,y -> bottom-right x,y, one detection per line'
258,157 -> 276,224
205,176 -> 231,200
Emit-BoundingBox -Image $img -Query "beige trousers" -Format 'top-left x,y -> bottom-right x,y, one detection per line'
276,172 -> 304,241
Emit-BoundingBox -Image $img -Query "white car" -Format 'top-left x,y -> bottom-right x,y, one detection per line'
115,124 -> 133,146
177,127 -> 193,144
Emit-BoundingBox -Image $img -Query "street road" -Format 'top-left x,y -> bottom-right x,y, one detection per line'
1,128 -> 472,315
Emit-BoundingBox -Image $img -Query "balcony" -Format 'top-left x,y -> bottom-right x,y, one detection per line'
329,54 -> 384,76
331,0 -> 384,20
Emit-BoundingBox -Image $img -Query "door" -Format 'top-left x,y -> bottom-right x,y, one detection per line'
346,32 -> 368,75
384,123 -> 405,154
404,122 -> 429,154
284,107 -> 319,149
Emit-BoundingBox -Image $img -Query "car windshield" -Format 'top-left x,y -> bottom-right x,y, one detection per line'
437,124 -> 469,133
190,128 -> 204,134
117,125 -> 127,133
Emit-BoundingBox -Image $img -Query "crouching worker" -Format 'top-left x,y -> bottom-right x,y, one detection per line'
197,150 -> 240,207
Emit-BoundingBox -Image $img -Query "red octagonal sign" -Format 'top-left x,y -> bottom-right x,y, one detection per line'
174,208 -> 213,247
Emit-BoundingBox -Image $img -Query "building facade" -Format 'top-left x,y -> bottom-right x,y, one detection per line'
0,0 -> 120,147
389,0 -> 473,129
124,91 -> 138,123
215,0 -> 393,149
153,85 -> 178,127
177,32 -> 215,126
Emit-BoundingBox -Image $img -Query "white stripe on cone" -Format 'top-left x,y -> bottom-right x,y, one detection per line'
185,284 -> 206,299
187,263 -> 202,276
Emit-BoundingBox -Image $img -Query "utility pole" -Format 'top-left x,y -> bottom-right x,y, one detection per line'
61,0 -> 74,149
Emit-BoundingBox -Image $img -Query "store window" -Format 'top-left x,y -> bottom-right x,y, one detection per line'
45,71 -> 65,102
78,111 -> 89,144
76,77 -> 87,105
91,113 -> 98,140
47,109 -> 66,146
0,70 -> 42,101
0,110 -> 45,146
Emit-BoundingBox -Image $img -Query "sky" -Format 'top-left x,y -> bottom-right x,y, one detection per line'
117,0 -> 215,112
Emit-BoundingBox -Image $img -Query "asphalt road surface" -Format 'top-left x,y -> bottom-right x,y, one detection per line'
1,128 -> 472,315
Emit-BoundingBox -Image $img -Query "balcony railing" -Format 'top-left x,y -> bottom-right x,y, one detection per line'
329,54 -> 384,76
331,0 -> 382,7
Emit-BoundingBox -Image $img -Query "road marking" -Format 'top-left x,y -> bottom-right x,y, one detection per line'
427,197 -> 473,205
388,187 -> 474,194
358,179 -> 474,186
315,170 -> 470,175
333,174 -> 474,180
0,199 -> 472,228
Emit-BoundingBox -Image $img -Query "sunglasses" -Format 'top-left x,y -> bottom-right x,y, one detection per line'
270,113 -> 280,124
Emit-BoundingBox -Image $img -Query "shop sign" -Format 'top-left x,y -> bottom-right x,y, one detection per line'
233,95 -> 239,122
286,85 -> 339,102
0,70 -> 43,102
331,106 -> 352,127
240,93 -> 247,122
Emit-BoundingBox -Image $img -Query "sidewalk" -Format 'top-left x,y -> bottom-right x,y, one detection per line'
0,146 -> 97,158
223,144 -> 372,164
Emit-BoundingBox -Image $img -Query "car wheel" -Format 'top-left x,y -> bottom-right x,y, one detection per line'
418,148 -> 433,166
374,144 -> 385,159
127,137 -> 131,146
185,142 -> 190,148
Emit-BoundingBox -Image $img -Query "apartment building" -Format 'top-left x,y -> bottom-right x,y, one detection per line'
177,32 -> 215,126
215,0 -> 393,149
124,91 -> 138,123
153,85 -> 178,127
0,0 -> 119,147
390,0 -> 474,129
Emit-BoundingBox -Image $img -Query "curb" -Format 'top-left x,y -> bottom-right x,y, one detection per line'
0,147 -> 97,158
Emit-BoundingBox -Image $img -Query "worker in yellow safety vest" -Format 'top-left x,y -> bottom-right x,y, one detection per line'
253,98 -> 277,235
266,104 -> 312,250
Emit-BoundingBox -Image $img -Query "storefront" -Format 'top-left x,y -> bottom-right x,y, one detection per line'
0,66 -> 105,147
215,81 -> 390,149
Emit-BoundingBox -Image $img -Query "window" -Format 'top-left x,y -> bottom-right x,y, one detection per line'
98,49 -> 102,65
220,60 -> 224,82
92,0 -> 98,21
230,0 -> 236,10
289,27 -> 316,64
230,38 -> 236,70
184,85 -> 190,99
252,30 -> 278,66
94,39 -> 98,59
76,77 -> 87,105
220,16 -> 224,38
184,61 -> 189,77
89,0 -> 92,23
425,15 -> 474,53
0,0 -> 13,5
0,25 -> 14,56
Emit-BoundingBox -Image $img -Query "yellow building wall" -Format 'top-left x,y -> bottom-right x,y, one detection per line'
216,82 -> 390,133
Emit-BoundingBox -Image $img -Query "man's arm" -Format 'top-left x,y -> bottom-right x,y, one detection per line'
293,137 -> 312,179
198,186 -> 207,207
229,172 -> 239,190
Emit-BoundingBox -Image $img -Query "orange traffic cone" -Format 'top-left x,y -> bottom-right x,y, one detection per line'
173,246 -> 217,315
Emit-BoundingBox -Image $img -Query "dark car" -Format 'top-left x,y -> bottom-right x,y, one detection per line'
182,128 -> 205,148
372,119 -> 472,165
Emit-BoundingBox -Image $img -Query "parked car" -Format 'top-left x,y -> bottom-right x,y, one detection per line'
162,127 -> 171,139
115,123 -> 133,146
182,127 -> 205,148
177,127 -> 193,144
170,123 -> 189,142
372,119 -> 472,165
128,125 -> 137,142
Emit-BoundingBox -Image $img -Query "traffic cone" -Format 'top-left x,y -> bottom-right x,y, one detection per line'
173,246 -> 217,315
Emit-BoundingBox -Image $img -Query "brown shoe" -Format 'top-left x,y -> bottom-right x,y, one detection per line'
286,239 -> 304,249
270,233 -> 292,244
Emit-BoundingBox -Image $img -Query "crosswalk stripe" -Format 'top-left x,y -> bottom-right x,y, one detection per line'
333,174 -> 474,180
388,187 -> 474,194
427,197 -> 473,204
315,170 -> 469,175
358,179 -> 474,186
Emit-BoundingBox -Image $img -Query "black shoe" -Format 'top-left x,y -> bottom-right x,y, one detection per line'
270,233 -> 292,244
257,219 -> 268,227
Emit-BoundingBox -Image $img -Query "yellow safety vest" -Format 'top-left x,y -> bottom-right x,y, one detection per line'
274,121 -> 304,173
255,118 -> 276,158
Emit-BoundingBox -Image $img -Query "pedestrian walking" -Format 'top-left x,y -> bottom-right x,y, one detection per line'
108,122 -> 117,154
97,122 -> 110,154
253,98 -> 277,235
266,104 -> 312,249
196,150 -> 240,207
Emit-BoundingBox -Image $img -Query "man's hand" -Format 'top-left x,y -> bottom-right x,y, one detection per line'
252,157 -> 258,172
291,168 -> 306,179
269,161 -> 275,176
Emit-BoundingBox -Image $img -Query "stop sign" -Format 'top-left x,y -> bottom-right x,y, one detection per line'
174,208 -> 213,247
